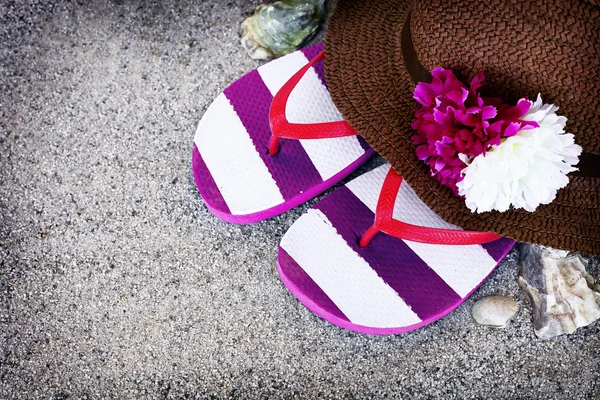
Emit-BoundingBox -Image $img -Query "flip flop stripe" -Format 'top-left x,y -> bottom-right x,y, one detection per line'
299,138 -> 367,181
300,43 -> 326,87
224,70 -> 323,200
281,209 -> 421,328
356,136 -> 371,152
482,238 -> 515,262
314,186 -> 463,321
192,144 -> 230,215
398,240 -> 497,298
278,247 -> 350,323
257,50 -> 312,100
194,94 -> 285,214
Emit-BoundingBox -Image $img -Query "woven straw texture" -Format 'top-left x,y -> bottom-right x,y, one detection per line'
324,0 -> 600,255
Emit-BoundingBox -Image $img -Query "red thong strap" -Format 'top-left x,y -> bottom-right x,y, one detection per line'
359,168 -> 503,247
268,50 -> 357,155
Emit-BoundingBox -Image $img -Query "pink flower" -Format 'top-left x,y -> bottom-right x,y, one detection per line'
411,68 -> 537,194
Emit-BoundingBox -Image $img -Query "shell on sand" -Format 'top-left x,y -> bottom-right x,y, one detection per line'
471,295 -> 519,328
240,0 -> 326,60
518,244 -> 600,339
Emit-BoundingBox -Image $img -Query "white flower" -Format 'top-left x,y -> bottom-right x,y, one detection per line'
457,94 -> 582,213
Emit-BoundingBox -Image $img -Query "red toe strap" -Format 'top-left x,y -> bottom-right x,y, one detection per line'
268,51 -> 357,154
359,168 -> 502,247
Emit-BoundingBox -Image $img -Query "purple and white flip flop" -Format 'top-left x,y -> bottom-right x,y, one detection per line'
278,164 -> 515,335
192,43 -> 374,224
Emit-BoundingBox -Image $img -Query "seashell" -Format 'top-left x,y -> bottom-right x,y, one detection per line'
471,295 -> 519,328
518,244 -> 600,339
240,0 -> 326,60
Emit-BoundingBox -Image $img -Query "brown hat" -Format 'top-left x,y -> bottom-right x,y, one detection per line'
324,0 -> 600,255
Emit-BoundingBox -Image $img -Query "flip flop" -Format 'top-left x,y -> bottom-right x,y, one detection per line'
277,164 -> 516,335
192,43 -> 375,223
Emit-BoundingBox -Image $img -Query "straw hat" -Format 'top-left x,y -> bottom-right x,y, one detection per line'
324,0 -> 600,255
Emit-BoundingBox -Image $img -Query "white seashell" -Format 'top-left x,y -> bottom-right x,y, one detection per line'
471,295 -> 519,328
518,244 -> 600,339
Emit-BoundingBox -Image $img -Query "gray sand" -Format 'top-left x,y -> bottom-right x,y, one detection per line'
1,1 -> 599,398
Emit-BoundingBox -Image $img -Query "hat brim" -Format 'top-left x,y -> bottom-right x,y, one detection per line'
324,0 -> 600,255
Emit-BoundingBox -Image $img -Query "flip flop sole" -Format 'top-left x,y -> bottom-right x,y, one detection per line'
278,164 -> 515,334
192,43 -> 374,224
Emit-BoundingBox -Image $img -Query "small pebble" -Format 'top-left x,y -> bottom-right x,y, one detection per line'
471,295 -> 519,328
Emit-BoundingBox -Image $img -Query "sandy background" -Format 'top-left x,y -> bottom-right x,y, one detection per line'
1,1 -> 599,398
